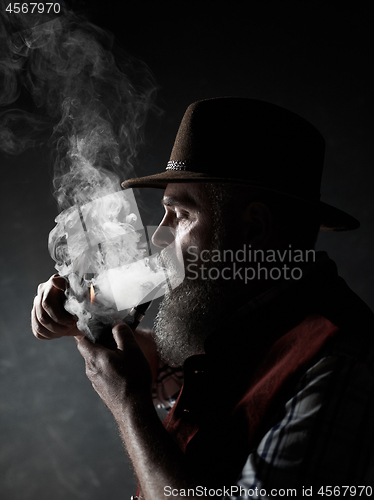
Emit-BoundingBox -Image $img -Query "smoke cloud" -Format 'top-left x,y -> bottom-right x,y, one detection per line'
0,1 -> 155,173
0,1 -> 184,339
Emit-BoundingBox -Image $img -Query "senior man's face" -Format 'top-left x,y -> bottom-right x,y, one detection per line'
151,183 -> 238,366
152,182 -> 214,272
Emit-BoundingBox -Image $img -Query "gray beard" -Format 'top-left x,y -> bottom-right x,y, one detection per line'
153,276 -> 228,367
153,195 -> 231,367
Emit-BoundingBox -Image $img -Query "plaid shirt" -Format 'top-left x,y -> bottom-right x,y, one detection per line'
233,349 -> 374,498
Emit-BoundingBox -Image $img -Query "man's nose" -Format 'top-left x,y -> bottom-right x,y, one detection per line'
151,225 -> 175,248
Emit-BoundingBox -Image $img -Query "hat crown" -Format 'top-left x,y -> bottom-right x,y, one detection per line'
169,97 -> 325,201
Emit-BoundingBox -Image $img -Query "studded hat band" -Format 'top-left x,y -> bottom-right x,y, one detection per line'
166,160 -> 189,171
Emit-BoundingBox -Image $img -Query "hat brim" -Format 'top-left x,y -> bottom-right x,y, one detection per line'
121,170 -> 360,232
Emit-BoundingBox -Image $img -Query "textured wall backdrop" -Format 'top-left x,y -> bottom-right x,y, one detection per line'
1,2 -> 373,499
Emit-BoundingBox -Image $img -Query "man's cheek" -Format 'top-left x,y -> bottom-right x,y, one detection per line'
185,245 -> 199,263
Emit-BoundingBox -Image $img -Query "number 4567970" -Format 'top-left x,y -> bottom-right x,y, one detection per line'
5,3 -> 61,14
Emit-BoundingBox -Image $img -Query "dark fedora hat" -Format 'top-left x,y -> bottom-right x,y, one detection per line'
122,97 -> 359,231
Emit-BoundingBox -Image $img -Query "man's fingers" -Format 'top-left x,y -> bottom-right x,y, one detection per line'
76,335 -> 108,359
75,324 -> 153,405
75,323 -> 138,355
32,302 -> 78,339
75,336 -> 113,379
41,277 -> 75,326
50,274 -> 68,292
112,322 -> 137,351
31,274 -> 79,340
34,291 -> 76,333
38,275 -> 75,327
76,325 -> 139,363
31,305 -> 63,339
31,306 -> 50,339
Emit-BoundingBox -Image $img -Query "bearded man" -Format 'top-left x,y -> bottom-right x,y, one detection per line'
31,98 -> 374,498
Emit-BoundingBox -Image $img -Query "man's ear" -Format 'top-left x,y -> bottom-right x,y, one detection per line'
242,202 -> 273,246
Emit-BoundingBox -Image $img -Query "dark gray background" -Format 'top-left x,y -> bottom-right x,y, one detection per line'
1,1 -> 373,499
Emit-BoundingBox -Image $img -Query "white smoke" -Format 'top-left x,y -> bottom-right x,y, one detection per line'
48,184 -> 182,338
0,1 -> 184,340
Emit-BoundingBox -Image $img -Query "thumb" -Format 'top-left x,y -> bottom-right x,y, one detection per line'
51,274 -> 68,292
112,322 -> 137,351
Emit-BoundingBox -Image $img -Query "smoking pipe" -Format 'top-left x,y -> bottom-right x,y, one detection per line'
89,300 -> 153,350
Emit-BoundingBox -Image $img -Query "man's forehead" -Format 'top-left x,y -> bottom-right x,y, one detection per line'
162,183 -> 209,209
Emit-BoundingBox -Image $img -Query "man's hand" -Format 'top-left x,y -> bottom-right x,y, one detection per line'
32,279 -> 199,499
31,274 -> 80,340
76,322 -> 153,417
77,322 -> 194,500
31,274 -> 160,379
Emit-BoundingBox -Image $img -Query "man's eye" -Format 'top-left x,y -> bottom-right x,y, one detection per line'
175,210 -> 189,221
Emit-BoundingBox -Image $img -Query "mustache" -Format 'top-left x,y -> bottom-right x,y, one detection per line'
158,246 -> 179,271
